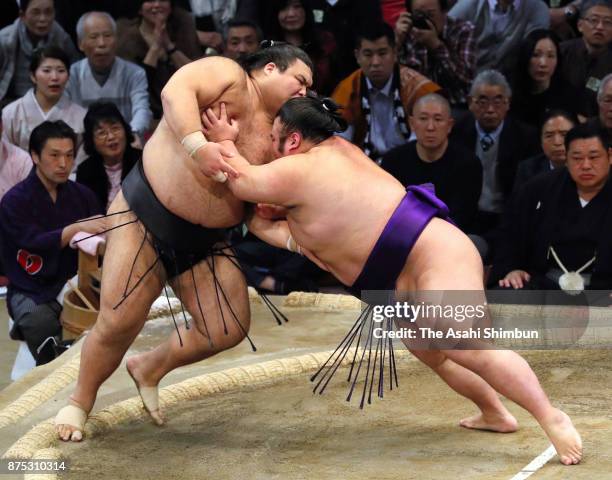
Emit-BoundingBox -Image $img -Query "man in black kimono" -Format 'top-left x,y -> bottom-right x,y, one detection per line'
493,123 -> 612,291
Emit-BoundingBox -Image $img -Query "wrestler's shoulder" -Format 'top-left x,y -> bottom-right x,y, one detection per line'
191,56 -> 246,77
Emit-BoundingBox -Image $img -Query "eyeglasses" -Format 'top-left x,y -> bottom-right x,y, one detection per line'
582,16 -> 612,28
472,96 -> 508,108
93,125 -> 123,140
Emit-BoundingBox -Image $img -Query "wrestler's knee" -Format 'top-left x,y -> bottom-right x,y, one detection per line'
93,309 -> 143,344
214,315 -> 251,351
410,349 -> 447,370
443,349 -> 491,372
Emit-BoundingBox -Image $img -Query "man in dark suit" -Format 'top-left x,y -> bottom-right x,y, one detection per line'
586,72 -> 612,137
451,69 -> 540,257
513,110 -> 577,192
492,123 -> 612,292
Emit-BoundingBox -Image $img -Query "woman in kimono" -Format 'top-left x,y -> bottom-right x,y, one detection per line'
1,45 -> 86,156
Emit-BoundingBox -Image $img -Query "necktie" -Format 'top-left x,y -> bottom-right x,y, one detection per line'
481,134 -> 494,152
495,0 -> 514,13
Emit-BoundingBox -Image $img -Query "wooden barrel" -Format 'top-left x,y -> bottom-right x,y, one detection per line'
61,289 -> 98,340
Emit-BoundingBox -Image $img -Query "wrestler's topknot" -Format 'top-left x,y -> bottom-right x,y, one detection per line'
240,41 -> 313,75
278,93 -> 348,145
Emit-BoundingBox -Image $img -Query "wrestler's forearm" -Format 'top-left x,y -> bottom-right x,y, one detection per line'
247,216 -> 291,250
225,156 -> 272,204
218,140 -> 240,156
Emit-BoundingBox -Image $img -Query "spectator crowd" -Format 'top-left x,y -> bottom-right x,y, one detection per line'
0,0 -> 611,366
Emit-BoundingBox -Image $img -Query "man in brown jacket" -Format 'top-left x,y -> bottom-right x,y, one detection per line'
331,22 -> 440,162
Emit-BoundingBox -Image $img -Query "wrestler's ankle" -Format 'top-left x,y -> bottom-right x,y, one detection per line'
68,395 -> 93,414
532,404 -> 558,424
127,355 -> 162,386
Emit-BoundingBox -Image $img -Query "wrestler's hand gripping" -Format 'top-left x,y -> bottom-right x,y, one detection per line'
183,103 -> 239,183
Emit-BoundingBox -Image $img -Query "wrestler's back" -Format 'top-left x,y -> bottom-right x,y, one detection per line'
288,137 -> 405,285
143,81 -> 272,228
289,137 -> 483,290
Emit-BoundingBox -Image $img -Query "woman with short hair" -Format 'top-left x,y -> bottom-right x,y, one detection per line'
76,102 -> 141,211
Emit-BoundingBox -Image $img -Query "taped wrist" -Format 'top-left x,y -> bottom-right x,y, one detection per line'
286,234 -> 303,255
181,131 -> 208,158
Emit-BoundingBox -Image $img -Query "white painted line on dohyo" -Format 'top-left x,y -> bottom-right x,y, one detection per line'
509,444 -> 557,480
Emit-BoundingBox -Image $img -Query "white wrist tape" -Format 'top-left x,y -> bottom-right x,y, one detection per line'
212,171 -> 228,183
286,234 -> 303,255
181,131 -> 208,158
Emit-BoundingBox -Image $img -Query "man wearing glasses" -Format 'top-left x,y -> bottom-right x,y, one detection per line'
560,0 -> 612,118
451,69 -> 539,260
588,72 -> 612,136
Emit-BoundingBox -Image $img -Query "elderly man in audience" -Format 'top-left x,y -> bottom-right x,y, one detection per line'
452,69 -> 540,258
0,120 -> 104,366
513,110 -> 577,190
380,93 -> 482,233
66,12 -> 152,143
448,0 -> 549,75
493,123 -> 612,291
560,0 -> 612,118
588,72 -> 612,135
222,19 -> 261,62
332,22 -> 440,162
0,0 -> 79,104
2,46 -> 86,154
395,0 -> 477,109
52,1 -> 134,46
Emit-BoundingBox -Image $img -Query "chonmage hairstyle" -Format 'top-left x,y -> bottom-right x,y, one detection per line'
277,91 -> 347,145
239,40 -> 313,75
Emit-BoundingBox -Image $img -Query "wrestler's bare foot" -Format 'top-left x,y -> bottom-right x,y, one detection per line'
459,411 -> 518,433
126,356 -> 164,426
55,398 -> 88,442
540,408 -> 582,465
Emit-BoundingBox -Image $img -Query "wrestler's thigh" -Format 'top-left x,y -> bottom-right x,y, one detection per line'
397,247 -> 489,349
97,191 -> 165,335
170,251 -> 250,350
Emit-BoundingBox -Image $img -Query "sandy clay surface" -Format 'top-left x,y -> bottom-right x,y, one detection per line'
57,349 -> 612,480
1,296 -> 611,480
